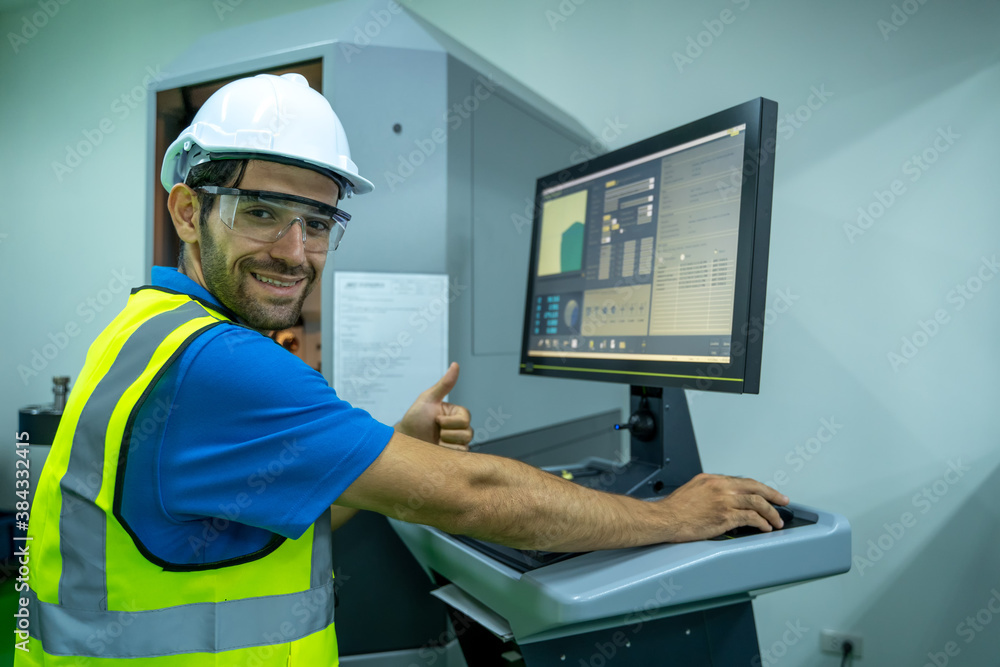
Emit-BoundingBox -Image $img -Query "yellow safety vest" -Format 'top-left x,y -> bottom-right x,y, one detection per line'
19,287 -> 338,666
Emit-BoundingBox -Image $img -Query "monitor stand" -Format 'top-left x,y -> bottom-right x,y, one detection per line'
568,385 -> 704,499
447,384 -> 763,666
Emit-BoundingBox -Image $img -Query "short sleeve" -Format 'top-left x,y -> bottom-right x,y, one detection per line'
159,325 -> 394,539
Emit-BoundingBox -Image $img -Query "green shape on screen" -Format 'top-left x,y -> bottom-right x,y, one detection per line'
561,222 -> 584,273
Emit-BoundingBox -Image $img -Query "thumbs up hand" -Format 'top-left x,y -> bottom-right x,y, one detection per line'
396,362 -> 474,451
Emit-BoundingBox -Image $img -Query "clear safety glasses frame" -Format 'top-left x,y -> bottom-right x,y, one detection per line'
196,186 -> 352,252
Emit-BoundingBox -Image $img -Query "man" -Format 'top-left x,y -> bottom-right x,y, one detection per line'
22,73 -> 787,665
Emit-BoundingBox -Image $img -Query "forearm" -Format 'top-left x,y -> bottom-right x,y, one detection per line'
337,433 -> 668,551
448,454 -> 667,552
329,504 -> 359,532
337,432 -> 789,550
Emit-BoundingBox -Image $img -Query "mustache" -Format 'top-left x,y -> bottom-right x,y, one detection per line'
244,261 -> 312,281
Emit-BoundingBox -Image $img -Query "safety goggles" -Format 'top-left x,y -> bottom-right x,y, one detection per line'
196,186 -> 351,252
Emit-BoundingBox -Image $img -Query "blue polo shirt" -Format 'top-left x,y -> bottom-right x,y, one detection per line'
120,267 -> 394,565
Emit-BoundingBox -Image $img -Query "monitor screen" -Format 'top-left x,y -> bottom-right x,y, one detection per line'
520,98 -> 777,393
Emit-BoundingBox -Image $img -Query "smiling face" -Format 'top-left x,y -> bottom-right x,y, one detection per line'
177,160 -> 340,331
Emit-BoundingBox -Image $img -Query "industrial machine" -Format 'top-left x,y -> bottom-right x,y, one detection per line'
2,377 -> 70,559
390,98 -> 852,665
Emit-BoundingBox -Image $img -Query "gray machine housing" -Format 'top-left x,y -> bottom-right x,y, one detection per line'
147,0 -> 626,445
392,504 -> 852,643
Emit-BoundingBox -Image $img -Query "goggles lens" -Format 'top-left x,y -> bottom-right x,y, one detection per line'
197,186 -> 351,252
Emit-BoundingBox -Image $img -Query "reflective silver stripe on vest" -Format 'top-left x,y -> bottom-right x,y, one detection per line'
27,581 -> 335,657
59,301 -> 211,610
311,508 -> 333,589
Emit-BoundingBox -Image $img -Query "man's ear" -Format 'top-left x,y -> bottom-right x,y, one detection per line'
167,184 -> 201,245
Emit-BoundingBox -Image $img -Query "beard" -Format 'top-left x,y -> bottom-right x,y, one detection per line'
199,224 -> 315,331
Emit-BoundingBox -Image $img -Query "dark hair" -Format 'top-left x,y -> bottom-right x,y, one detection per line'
177,159 -> 249,266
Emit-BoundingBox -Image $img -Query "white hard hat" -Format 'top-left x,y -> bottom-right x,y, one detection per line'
160,72 -> 373,199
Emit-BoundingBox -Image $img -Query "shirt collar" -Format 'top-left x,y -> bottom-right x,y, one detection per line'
151,267 -> 244,323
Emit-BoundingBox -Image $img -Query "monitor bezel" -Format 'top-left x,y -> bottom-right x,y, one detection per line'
518,97 -> 777,394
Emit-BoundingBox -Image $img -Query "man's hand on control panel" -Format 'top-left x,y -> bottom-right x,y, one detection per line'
655,473 -> 789,542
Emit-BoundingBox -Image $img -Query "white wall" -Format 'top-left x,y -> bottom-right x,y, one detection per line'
411,2 -> 998,665
2,0 -> 998,664
0,0 -> 342,402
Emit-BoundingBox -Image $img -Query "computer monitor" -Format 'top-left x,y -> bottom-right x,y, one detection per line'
520,98 -> 777,394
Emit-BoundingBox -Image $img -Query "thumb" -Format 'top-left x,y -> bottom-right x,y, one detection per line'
423,362 -> 459,401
